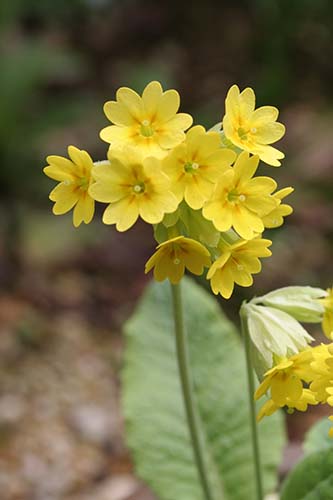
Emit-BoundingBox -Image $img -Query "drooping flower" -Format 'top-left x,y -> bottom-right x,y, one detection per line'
207,237 -> 272,299
263,187 -> 294,228
257,389 -> 317,422
202,152 -> 278,239
162,125 -> 236,209
89,147 -> 179,231
43,146 -> 95,227
145,236 -> 211,284
100,81 -> 193,158
318,287 -> 333,339
222,85 -> 285,166
255,349 -> 316,409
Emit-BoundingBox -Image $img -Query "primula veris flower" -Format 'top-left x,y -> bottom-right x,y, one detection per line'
207,237 -> 272,299
255,345 -> 333,430
263,187 -> 294,228
222,85 -> 285,166
255,349 -> 316,408
318,287 -> 333,339
89,147 -> 179,231
163,125 -> 236,209
100,81 -> 193,158
44,146 -> 95,227
145,236 -> 211,284
257,389 -> 317,422
202,152 -> 278,239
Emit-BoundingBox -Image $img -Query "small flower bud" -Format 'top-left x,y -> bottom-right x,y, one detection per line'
258,286 -> 326,323
241,303 -> 314,378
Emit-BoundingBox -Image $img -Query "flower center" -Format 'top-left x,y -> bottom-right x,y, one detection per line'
77,177 -> 89,190
173,258 -> 181,265
227,189 -> 246,203
184,161 -> 200,174
133,182 -> 145,194
140,120 -> 154,137
237,127 -> 248,141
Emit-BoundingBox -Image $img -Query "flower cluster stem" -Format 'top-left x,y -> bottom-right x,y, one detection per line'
240,307 -> 263,500
171,283 -> 213,500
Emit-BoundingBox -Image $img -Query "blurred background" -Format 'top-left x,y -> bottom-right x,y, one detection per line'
0,0 -> 332,498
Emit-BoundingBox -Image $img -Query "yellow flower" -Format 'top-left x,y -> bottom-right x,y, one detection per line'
255,349 -> 316,407
162,125 -> 236,209
145,236 -> 211,284
100,81 -> 193,158
202,152 -> 278,239
43,146 -> 95,227
319,287 -> 333,339
223,85 -> 285,166
263,187 -> 294,228
89,147 -> 178,231
207,238 -> 272,299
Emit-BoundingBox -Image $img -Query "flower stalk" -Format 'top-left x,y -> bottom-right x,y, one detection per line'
240,305 -> 263,500
171,283 -> 213,500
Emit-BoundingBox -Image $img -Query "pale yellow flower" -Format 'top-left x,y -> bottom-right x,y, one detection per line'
262,187 -> 294,228
89,147 -> 178,231
207,237 -> 272,299
223,85 -> 285,166
44,146 -> 95,227
162,125 -> 236,209
202,152 -> 278,240
145,236 -> 211,284
100,81 -> 193,158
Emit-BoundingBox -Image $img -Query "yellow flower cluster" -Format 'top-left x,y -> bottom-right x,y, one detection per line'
44,81 -> 292,298
255,342 -> 333,436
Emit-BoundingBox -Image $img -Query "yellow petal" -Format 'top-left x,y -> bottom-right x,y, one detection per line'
73,194 -> 94,227
142,81 -> 163,118
254,122 -> 285,145
103,100 -> 136,126
116,87 -> 144,120
156,89 -> 180,122
251,106 -> 279,125
102,197 -> 139,231
233,152 -> 259,183
100,125 -> 134,144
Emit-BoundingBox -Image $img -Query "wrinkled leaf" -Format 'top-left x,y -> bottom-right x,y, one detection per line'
123,278 -> 285,500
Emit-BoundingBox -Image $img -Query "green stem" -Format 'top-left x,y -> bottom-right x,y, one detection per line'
171,283 -> 213,500
240,307 -> 263,500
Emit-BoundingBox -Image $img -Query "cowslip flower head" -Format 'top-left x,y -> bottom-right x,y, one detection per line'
145,236 -> 211,284
44,145 -> 95,227
207,237 -> 272,299
263,187 -> 294,228
89,147 -> 179,231
222,85 -> 285,166
100,81 -> 193,158
318,287 -> 333,339
162,125 -> 236,209
255,349 -> 316,409
202,152 -> 278,239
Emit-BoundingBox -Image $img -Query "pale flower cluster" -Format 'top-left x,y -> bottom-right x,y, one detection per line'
44,81 -> 291,298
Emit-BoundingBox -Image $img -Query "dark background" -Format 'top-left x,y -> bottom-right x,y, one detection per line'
0,1 -> 332,498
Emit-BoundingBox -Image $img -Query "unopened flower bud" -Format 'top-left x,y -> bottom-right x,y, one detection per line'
258,286 -> 326,323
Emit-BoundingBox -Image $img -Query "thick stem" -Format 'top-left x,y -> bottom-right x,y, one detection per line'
240,308 -> 263,500
171,283 -> 213,500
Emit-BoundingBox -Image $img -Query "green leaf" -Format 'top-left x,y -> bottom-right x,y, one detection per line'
304,417 -> 333,455
281,449 -> 333,500
123,278 -> 285,500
